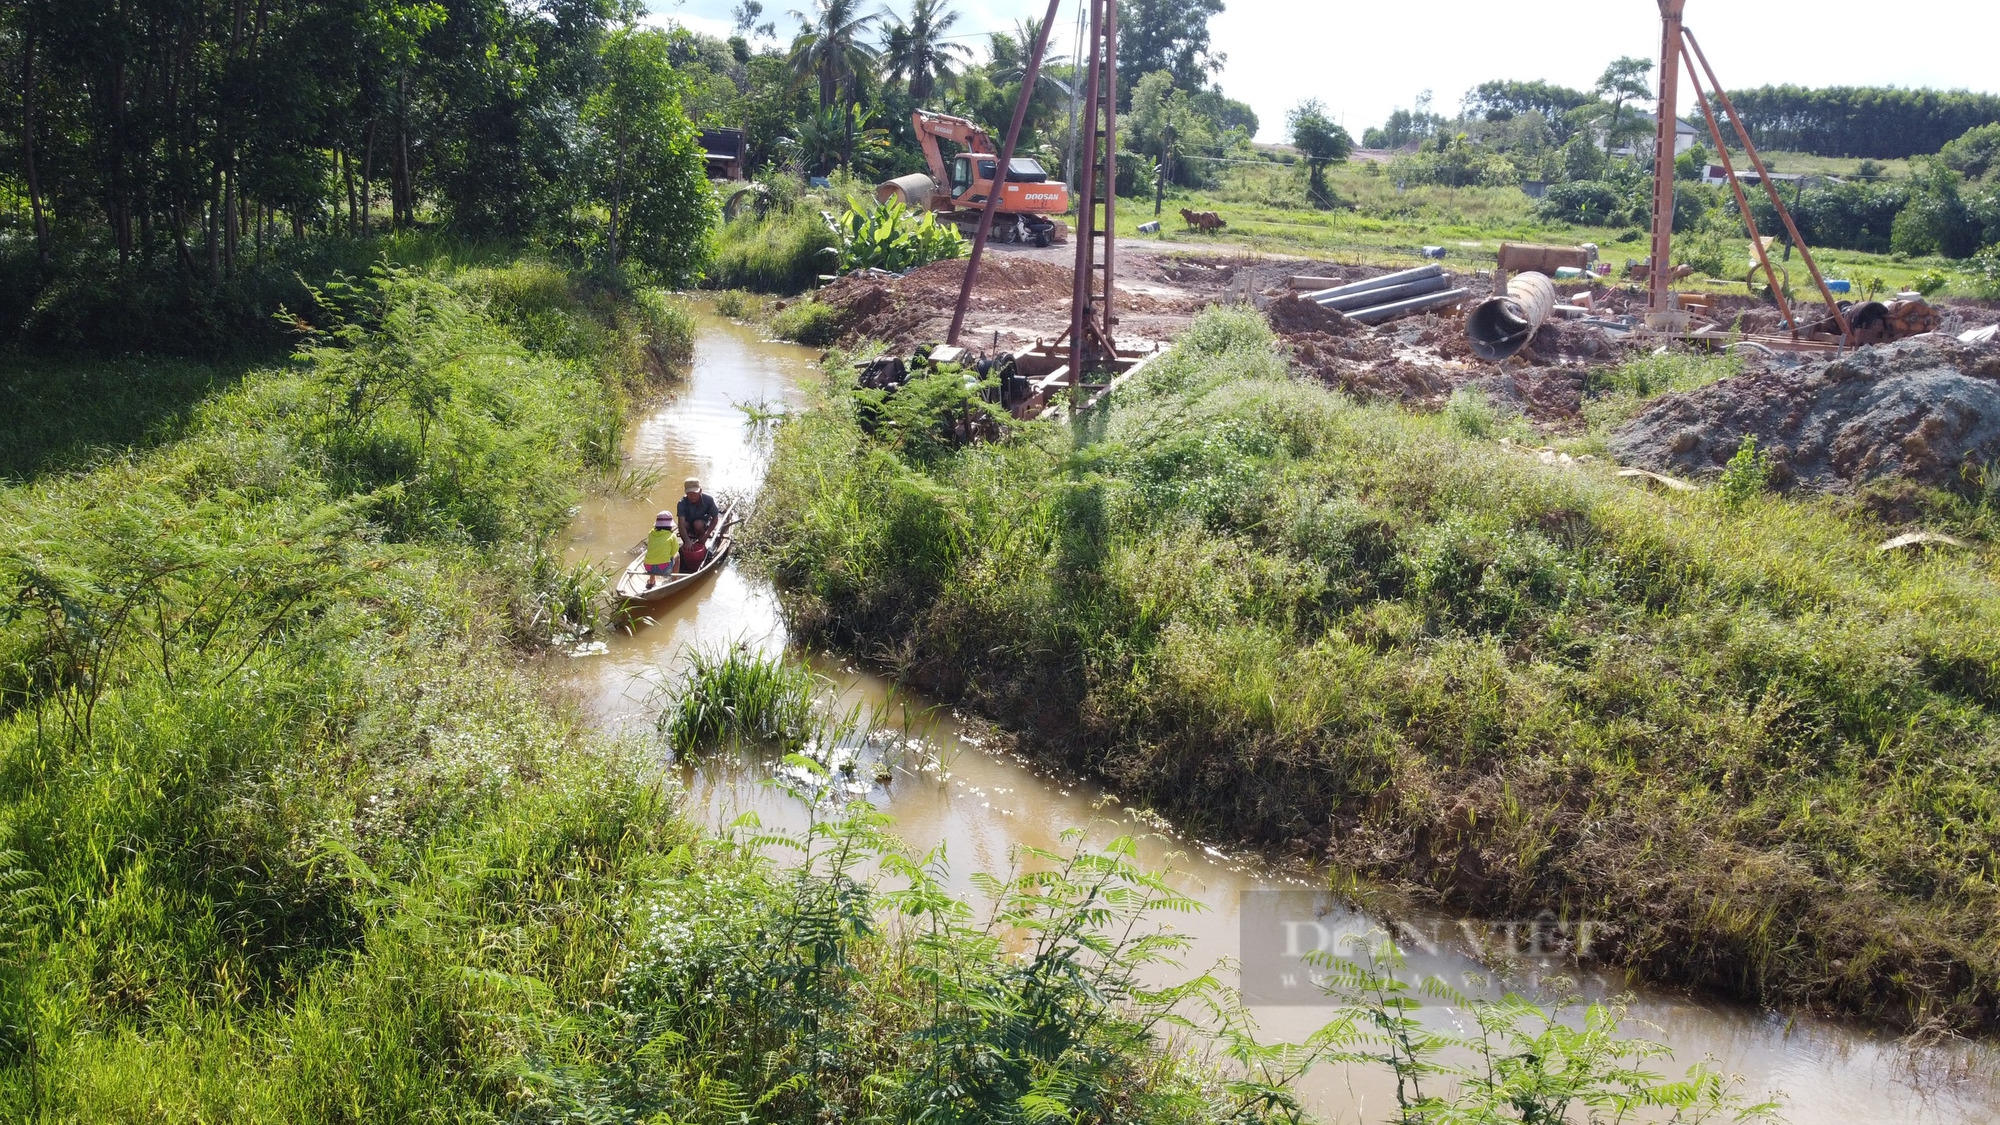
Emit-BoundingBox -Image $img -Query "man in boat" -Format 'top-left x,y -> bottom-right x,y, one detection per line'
643,511 -> 679,589
677,477 -> 719,545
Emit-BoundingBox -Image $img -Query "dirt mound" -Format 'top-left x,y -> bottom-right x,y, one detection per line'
1609,336 -> 2000,490
900,255 -> 1077,295
1265,294 -> 1359,338
807,256 -> 1089,350
1284,330 -> 1458,404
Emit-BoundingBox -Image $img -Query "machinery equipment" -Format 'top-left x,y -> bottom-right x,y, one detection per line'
1645,0 -> 1934,349
877,110 -> 1072,246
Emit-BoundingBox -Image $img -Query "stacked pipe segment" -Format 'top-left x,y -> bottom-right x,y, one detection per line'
1348,289 -> 1471,324
1307,264 -> 1445,305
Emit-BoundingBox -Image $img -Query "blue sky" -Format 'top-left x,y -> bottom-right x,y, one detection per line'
645,0 -> 2000,144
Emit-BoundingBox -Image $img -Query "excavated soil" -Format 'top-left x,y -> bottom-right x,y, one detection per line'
1265,288 -> 1627,422
807,245 -> 2000,448
1609,336 -> 2000,491
810,252 -> 1208,352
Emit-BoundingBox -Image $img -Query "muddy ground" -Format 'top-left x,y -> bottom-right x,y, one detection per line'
807,241 -> 2000,483
1611,335 -> 2000,491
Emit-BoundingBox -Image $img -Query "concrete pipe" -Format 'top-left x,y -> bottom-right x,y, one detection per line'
1318,275 -> 1450,314
1465,271 -> 1557,362
876,173 -> 936,206
1347,287 -> 1471,325
1307,264 -> 1444,303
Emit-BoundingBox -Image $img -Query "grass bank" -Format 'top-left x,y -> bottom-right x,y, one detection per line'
747,306 -> 2000,1034
0,257 -> 1346,1123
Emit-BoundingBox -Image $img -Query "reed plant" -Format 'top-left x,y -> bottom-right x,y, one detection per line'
660,644 -> 823,754
709,208 -> 841,293
748,303 -> 2000,1032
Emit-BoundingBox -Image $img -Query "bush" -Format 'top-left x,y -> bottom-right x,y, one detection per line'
770,298 -> 843,345
1674,225 -> 1731,279
1536,180 -> 1625,225
1969,247 -> 2000,299
1941,122 -> 2000,181
632,287 -> 697,369
750,303 -> 2000,1033
833,199 -> 967,273
708,208 -> 840,293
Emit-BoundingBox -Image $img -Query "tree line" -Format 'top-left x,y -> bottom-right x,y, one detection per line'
1,0 -> 720,289
1726,85 -> 2000,160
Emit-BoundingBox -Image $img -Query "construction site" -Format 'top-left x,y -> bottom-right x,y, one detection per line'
785,0 -> 2000,497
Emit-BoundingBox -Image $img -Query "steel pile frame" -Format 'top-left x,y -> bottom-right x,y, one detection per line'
1650,2 -> 1848,341
1065,0 -> 1119,379
945,0 -> 1120,388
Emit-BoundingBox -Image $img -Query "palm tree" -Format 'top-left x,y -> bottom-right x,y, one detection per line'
788,0 -> 881,112
880,0 -> 969,104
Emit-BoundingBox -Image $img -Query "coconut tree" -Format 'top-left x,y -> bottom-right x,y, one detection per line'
788,0 -> 881,112
880,0 -> 969,104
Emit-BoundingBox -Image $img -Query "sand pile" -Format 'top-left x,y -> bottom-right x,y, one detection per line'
1609,336 -> 2000,490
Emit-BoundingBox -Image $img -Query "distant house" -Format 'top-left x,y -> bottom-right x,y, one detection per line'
1600,112 -> 1701,159
1700,165 -> 1840,190
700,128 -> 746,181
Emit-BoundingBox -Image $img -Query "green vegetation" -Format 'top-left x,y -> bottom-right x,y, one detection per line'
0,259 -> 1269,1123
1,354 -> 248,481
0,259 -> 676,1116
1123,157 -> 1993,298
1,7 -> 716,354
1724,86 -> 2000,160
712,208 -> 844,293
772,297 -> 847,345
834,198 -> 967,272
661,645 -> 823,754
751,305 -> 2000,1033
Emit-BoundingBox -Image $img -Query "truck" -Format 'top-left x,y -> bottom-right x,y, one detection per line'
875,110 -> 1071,246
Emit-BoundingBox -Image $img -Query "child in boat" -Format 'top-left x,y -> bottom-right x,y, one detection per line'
643,511 -> 679,589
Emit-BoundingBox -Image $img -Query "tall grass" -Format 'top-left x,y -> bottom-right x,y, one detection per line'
709,209 -> 841,293
749,303 -> 2000,1033
0,256 -> 695,1119
660,644 -> 822,754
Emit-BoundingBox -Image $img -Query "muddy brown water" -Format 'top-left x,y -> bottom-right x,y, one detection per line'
560,302 -> 1999,1123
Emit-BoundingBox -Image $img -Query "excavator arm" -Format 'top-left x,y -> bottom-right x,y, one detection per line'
911,109 -> 993,185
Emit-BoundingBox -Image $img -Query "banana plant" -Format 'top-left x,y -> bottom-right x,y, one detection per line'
834,198 -> 967,274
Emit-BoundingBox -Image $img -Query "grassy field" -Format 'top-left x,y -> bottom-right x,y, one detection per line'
749,306 -> 2000,1035
1747,150 -> 1916,180
1120,160 -> 1980,299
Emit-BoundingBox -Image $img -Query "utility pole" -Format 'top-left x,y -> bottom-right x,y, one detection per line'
1647,0 -> 1687,318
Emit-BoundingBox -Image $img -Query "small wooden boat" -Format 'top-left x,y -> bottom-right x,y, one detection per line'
615,503 -> 739,604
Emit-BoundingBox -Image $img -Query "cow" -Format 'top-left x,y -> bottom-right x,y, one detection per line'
1179,208 -> 1226,232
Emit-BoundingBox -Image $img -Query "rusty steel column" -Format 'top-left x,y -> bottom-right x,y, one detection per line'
1068,0 -> 1119,378
1648,0 -> 1686,315
1680,44 -> 1798,335
1097,0 -> 1118,361
1682,28 -> 1849,339
947,0 -> 1062,346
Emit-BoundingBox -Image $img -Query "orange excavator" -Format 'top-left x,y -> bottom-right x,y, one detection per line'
876,110 -> 1071,246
